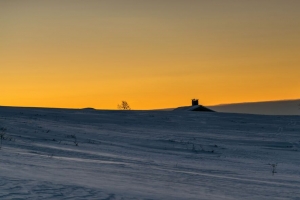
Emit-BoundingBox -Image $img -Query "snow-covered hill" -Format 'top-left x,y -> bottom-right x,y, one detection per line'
208,99 -> 300,115
0,106 -> 300,199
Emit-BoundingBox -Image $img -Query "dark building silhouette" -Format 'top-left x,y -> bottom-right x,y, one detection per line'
192,99 -> 199,106
173,99 -> 215,112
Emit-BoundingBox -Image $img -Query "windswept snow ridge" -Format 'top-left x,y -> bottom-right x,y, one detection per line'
0,106 -> 300,199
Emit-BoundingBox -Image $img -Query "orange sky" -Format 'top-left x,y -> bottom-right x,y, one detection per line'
1,0 -> 300,109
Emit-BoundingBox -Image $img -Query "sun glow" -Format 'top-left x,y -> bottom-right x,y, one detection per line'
1,1 -> 300,109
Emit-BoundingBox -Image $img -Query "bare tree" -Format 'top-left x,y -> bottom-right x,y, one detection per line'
118,101 -> 131,110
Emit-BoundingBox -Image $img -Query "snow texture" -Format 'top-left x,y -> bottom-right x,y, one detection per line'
0,106 -> 300,199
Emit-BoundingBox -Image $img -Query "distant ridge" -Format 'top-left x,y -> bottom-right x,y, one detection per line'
173,105 -> 215,112
208,99 -> 300,115
82,107 -> 96,110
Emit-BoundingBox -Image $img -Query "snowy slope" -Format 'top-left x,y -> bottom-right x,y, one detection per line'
173,105 -> 200,111
173,105 -> 214,112
208,99 -> 300,115
0,106 -> 300,199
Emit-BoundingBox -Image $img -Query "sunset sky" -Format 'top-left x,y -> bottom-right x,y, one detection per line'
1,0 -> 300,109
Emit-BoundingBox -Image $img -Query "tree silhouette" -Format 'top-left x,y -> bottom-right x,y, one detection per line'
118,101 -> 131,110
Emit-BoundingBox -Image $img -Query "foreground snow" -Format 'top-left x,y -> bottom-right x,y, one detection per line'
0,106 -> 299,199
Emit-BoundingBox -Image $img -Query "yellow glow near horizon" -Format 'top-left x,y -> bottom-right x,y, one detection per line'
1,0 -> 300,109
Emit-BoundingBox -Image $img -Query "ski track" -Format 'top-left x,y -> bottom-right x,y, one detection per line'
0,106 -> 300,199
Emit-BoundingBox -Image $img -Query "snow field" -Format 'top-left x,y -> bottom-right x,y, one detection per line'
0,106 -> 300,199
